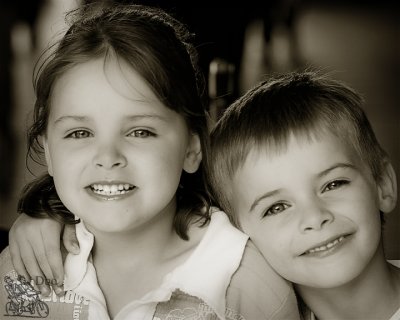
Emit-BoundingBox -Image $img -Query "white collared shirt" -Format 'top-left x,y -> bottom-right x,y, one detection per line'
63,210 -> 248,320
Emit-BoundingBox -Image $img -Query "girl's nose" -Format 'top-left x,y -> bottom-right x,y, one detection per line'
299,199 -> 334,233
92,143 -> 127,170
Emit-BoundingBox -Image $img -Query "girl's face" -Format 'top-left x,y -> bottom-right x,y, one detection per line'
43,58 -> 202,234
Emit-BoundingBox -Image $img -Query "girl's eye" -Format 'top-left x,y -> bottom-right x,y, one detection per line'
130,129 -> 154,138
263,202 -> 290,217
323,180 -> 349,192
66,130 -> 92,139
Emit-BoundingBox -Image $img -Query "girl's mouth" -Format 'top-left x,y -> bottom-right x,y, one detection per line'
90,183 -> 134,196
87,183 -> 135,200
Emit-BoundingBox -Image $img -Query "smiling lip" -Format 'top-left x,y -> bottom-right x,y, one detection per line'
86,181 -> 135,201
301,234 -> 352,257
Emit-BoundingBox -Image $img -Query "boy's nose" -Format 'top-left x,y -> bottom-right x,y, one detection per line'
93,143 -> 127,170
299,200 -> 334,233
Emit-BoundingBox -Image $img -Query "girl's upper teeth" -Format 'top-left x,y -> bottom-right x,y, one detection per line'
91,183 -> 133,195
307,236 -> 345,254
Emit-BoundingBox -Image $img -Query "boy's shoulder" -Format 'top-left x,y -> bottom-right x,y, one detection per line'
0,246 -> 91,320
226,239 -> 301,320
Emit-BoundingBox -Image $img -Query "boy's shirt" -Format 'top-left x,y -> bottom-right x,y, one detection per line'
302,306 -> 400,320
300,260 -> 400,320
0,210 -> 300,320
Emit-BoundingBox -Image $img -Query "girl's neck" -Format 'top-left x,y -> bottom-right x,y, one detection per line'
89,208 -> 179,267
84,205 -> 206,318
296,248 -> 400,320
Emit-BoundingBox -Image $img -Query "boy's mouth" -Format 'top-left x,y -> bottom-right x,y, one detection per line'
301,234 -> 350,256
88,183 -> 135,197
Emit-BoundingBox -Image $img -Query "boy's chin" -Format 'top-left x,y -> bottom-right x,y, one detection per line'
293,262 -> 367,289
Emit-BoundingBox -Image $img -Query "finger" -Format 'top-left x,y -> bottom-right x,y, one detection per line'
19,239 -> 51,296
8,239 -> 31,283
31,236 -> 57,286
63,224 -> 80,254
32,240 -> 55,279
42,230 -> 65,295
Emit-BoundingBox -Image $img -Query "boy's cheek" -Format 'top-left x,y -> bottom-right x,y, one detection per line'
241,221 -> 290,261
241,223 -> 277,254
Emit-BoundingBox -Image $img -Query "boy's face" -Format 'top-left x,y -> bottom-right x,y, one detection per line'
229,133 -> 390,289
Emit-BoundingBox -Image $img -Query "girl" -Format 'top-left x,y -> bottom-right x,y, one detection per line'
2,3 -> 299,319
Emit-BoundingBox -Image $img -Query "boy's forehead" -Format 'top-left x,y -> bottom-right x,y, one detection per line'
239,131 -> 315,161
228,134 -> 365,215
245,131 -> 362,164
218,126 -> 372,215
229,132 -> 366,192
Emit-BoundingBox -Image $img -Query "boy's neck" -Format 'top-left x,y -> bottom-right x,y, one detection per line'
296,246 -> 400,320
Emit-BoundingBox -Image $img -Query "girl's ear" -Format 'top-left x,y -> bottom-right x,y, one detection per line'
42,136 -> 54,177
183,133 -> 202,174
378,161 -> 397,213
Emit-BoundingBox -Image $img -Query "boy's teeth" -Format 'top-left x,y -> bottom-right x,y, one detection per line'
91,184 -> 132,195
307,236 -> 345,254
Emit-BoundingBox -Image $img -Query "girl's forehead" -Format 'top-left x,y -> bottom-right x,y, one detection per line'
52,58 -> 162,107
82,58 -> 157,98
46,58 -> 180,124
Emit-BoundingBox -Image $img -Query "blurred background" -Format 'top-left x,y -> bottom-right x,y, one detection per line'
0,0 -> 399,258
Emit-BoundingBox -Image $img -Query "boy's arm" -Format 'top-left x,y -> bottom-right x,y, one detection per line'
8,213 -> 79,296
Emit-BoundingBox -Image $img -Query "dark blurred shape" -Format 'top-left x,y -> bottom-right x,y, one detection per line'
0,0 -> 44,197
208,58 -> 235,125
0,229 -> 8,252
83,0 -> 298,102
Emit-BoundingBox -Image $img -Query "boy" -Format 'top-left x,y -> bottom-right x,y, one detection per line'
209,71 -> 400,319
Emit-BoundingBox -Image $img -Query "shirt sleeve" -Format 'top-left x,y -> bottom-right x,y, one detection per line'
225,240 -> 301,320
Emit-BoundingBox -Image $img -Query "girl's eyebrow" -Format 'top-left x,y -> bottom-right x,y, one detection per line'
53,114 -> 168,125
54,115 -> 90,125
125,114 -> 168,123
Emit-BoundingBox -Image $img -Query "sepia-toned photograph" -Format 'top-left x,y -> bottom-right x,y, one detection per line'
0,1 -> 399,319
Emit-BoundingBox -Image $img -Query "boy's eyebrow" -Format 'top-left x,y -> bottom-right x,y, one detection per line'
250,189 -> 281,213
249,163 -> 356,213
317,163 -> 356,178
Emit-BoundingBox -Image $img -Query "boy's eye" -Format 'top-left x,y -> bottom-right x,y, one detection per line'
129,129 -> 154,138
66,130 -> 92,139
263,202 -> 290,217
323,179 -> 349,192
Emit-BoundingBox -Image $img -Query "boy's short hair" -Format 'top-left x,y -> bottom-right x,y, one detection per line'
209,71 -> 388,226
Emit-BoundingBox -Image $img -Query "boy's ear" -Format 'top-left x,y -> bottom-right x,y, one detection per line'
378,161 -> 397,213
183,133 -> 202,174
42,136 -> 54,177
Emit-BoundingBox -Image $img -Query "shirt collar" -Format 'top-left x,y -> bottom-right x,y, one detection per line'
62,210 -> 248,319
